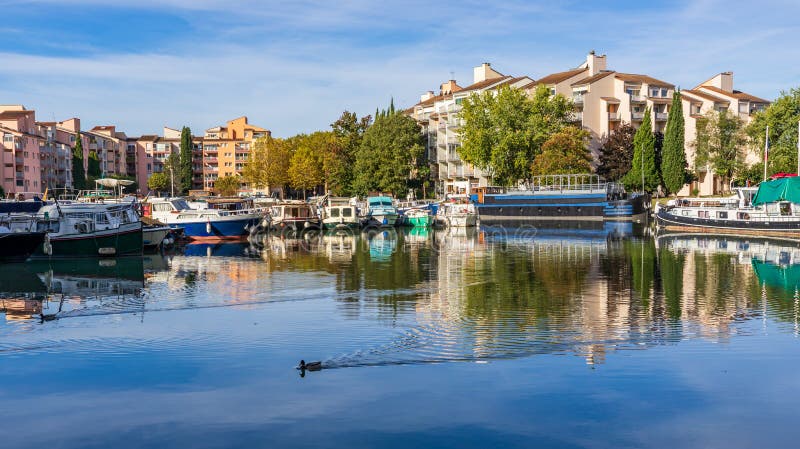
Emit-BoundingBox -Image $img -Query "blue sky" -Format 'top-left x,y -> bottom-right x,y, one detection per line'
1,0 -> 798,137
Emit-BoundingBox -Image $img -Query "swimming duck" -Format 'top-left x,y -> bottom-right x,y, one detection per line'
40,313 -> 57,322
298,360 -> 322,371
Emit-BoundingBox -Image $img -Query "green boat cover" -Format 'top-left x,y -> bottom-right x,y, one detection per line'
751,177 -> 800,205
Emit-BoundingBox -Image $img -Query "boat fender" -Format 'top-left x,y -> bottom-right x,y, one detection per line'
206,220 -> 212,234
43,234 -> 52,256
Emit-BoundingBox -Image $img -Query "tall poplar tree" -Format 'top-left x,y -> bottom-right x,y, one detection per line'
71,133 -> 86,190
623,108 -> 659,192
661,91 -> 689,195
180,126 -> 193,194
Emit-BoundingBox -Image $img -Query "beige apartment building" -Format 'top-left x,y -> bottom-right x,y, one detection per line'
407,52 -> 771,196
407,63 -> 534,194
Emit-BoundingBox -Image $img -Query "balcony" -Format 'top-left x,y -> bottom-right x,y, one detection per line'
608,112 -> 620,121
655,112 -> 668,121
15,156 -> 24,165
447,153 -> 461,163
631,112 -> 644,120
630,95 -> 646,103
572,95 -> 585,105
204,157 -> 218,163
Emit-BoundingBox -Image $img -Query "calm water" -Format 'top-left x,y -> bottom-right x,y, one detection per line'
2,224 -> 800,448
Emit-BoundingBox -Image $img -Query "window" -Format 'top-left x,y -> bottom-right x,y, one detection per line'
342,208 -> 352,217
698,210 -> 710,218
330,208 -> 340,218
737,212 -> 750,220
717,211 -> 728,219
2,134 -> 12,143
650,88 -> 659,97
661,88 -> 668,97
780,203 -> 791,216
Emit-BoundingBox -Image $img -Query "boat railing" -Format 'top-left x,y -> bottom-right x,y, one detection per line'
522,174 -> 609,194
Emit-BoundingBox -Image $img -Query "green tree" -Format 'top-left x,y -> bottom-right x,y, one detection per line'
746,88 -> 799,176
288,145 -> 322,199
162,152 -> 183,196
242,135 -> 291,197
147,172 -> 169,193
694,110 -> 747,187
530,126 -> 591,176
353,112 -> 424,196
180,126 -> 193,194
597,123 -> 636,181
86,150 -> 102,188
459,84 -> 573,186
330,111 -> 371,195
215,175 -> 240,196
71,134 -> 86,190
623,108 -> 659,192
661,91 -> 689,195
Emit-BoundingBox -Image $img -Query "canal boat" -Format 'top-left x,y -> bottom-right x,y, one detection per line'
29,201 -> 143,258
473,174 -> 649,224
320,197 -> 360,230
436,197 -> 478,227
268,201 -> 321,233
655,177 -> 800,237
365,195 -> 398,227
147,197 -> 265,240
406,208 -> 433,227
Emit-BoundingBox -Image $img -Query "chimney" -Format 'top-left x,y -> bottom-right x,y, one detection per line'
473,62 -> 502,84
420,91 -> 435,102
586,51 -> 607,76
440,80 -> 459,95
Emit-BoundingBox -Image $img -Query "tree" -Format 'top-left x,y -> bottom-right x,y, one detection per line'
330,111 -> 371,195
661,91 -> 689,195
694,110 -> 747,186
242,135 -> 291,197
162,152 -> 183,196
459,84 -> 573,186
353,112 -> 424,196
180,126 -> 193,194
87,150 -> 101,178
71,134 -> 86,190
597,124 -> 636,181
622,108 -> 659,192
746,88 -> 799,176
288,145 -> 322,199
147,172 -> 169,193
530,126 -> 591,176
215,175 -> 240,196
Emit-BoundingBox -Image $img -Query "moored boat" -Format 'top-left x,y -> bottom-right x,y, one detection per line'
320,197 -> 359,230
406,208 -> 433,227
267,201 -> 321,234
365,195 -> 398,227
436,197 -> 477,227
0,218 -> 47,262
147,197 -> 265,240
655,178 -> 800,237
474,174 -> 649,224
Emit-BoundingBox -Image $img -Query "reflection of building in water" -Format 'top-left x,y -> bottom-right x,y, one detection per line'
322,234 -> 358,264
1,298 -> 43,321
412,232 -> 795,366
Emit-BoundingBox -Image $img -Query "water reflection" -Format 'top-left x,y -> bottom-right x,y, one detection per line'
2,228 -> 799,364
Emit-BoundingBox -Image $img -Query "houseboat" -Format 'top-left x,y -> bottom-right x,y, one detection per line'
473,174 -> 649,224
320,197 -> 360,230
655,177 -> 800,237
147,197 -> 265,239
0,216 -> 47,262
365,195 -> 399,227
268,201 -> 321,233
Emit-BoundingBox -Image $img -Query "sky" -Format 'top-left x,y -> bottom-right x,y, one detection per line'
0,0 -> 798,137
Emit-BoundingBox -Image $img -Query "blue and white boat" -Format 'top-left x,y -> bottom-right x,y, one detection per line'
147,197 -> 266,240
366,196 -> 399,227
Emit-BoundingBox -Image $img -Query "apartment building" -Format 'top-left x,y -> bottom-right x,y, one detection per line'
0,105 -> 43,196
130,127 -> 204,194
407,63 -> 534,194
202,116 -> 269,192
82,126 -> 128,179
680,72 -> 770,195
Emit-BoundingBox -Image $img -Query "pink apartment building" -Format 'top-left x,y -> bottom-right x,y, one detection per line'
0,105 -> 43,196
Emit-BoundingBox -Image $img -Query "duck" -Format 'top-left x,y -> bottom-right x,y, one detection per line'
298,360 -> 322,371
40,313 -> 58,323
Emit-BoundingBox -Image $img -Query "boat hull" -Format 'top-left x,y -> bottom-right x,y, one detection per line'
143,226 -> 173,248
174,217 -> 261,240
367,214 -> 398,227
0,232 -> 47,262
30,225 -> 143,259
322,220 -> 360,230
409,215 -> 433,228
656,209 -> 800,237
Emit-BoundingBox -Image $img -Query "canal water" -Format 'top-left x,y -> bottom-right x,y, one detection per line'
2,225 -> 800,448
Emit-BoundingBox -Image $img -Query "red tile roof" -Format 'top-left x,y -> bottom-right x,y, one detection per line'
699,85 -> 770,103
535,68 -> 587,85
681,89 -> 729,104
614,73 -> 675,88
571,71 -> 615,86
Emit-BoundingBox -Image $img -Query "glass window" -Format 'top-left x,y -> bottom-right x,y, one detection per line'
342,208 -> 352,217
717,211 -> 728,219
661,88 -> 668,97
330,208 -> 340,218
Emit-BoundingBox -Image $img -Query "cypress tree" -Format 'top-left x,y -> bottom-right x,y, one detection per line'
71,133 -> 86,190
87,150 -> 101,178
180,126 -> 193,194
661,91 -> 688,195
623,107 -> 659,192
389,97 -> 395,114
